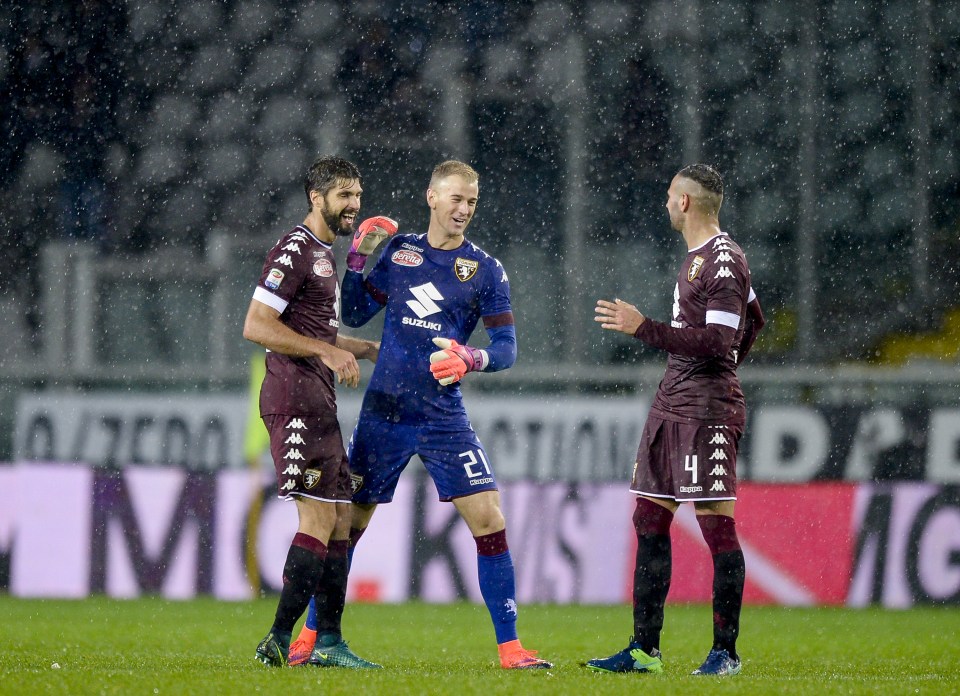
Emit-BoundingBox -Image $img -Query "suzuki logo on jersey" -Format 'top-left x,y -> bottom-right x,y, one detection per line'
392,250 -> 423,267
688,255 -> 705,281
455,257 -> 479,281
406,282 -> 443,318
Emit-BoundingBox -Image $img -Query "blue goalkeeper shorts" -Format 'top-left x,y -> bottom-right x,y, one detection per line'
348,416 -> 499,503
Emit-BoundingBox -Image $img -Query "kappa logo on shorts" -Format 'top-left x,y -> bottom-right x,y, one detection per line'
709,464 -> 728,476
710,480 -> 727,492
454,257 -> 479,282
350,473 -> 364,494
304,468 -> 322,489
688,255 -> 705,281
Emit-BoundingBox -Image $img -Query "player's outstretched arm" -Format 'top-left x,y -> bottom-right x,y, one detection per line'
336,334 -> 380,363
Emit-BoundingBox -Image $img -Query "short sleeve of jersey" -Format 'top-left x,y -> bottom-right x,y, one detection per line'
255,229 -> 315,313
701,238 -> 749,327
478,256 -> 513,319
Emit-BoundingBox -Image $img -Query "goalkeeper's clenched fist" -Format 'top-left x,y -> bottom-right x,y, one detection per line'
347,215 -> 399,272
429,337 -> 487,386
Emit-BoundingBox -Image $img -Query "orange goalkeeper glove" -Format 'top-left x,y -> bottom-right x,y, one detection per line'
347,215 -> 398,272
429,337 -> 486,386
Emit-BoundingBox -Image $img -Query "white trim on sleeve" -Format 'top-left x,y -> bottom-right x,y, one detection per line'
748,287 -> 757,303
253,286 -> 289,314
705,309 -> 741,329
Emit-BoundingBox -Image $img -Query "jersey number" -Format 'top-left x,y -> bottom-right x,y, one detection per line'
460,449 -> 492,480
684,454 -> 698,484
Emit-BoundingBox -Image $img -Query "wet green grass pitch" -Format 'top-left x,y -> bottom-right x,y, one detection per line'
1,597 -> 957,695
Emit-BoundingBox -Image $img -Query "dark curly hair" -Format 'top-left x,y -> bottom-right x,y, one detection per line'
304,156 -> 362,210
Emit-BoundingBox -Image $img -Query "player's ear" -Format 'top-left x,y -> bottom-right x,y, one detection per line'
426,188 -> 435,208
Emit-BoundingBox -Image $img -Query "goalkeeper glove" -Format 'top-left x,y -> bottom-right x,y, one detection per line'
429,337 -> 486,386
347,215 -> 398,272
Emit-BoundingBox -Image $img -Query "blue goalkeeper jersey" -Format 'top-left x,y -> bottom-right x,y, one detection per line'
342,233 -> 515,426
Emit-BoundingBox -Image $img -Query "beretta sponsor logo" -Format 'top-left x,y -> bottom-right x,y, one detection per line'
313,258 -> 334,277
392,250 -> 423,267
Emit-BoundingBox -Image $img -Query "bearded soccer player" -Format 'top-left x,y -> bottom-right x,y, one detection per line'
586,164 -> 765,677
244,156 -> 380,668
288,160 -> 552,670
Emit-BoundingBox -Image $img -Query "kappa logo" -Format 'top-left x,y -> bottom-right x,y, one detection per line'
265,268 -> 284,290
392,250 -> 423,267
282,463 -> 301,476
715,266 -> 735,279
715,251 -> 733,263
281,242 -> 301,254
281,479 -> 297,491
709,464 -> 728,476
709,432 -> 729,445
710,480 -> 727,492
713,237 -> 732,249
283,449 -> 305,460
287,418 -> 307,429
303,468 -> 322,490
401,242 -> 424,252
284,433 -> 305,445
455,257 -> 479,282
406,282 -> 443,318
709,449 -> 728,461
313,258 -> 334,277
350,473 -> 364,494
688,255 -> 705,281
276,254 -> 294,268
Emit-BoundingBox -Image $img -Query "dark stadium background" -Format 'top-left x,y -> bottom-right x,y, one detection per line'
1,1 -> 958,610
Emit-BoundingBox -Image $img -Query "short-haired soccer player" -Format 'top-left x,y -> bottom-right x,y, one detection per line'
586,164 -> 765,677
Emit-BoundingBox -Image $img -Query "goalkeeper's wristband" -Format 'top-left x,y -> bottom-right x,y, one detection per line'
346,251 -> 366,273
429,338 -> 487,386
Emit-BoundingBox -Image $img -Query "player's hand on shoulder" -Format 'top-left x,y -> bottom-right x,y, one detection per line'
595,298 -> 645,335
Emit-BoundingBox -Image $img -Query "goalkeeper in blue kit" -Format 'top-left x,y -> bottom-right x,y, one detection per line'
289,160 -> 552,670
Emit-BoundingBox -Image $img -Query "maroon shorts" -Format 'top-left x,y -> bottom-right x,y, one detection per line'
263,414 -> 352,502
630,415 -> 742,502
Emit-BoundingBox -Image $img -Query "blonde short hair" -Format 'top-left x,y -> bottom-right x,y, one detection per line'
430,160 -> 479,188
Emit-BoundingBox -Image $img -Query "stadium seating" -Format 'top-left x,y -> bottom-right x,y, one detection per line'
4,0 -> 959,373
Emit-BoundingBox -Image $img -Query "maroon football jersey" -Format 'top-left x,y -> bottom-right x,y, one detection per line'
252,224 -> 341,417
647,232 -> 750,426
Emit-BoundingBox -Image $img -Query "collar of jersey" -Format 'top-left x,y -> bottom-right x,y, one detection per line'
295,224 -> 331,248
688,231 -> 727,253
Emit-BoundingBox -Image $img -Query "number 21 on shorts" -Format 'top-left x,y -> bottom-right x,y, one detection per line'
460,448 -> 492,480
